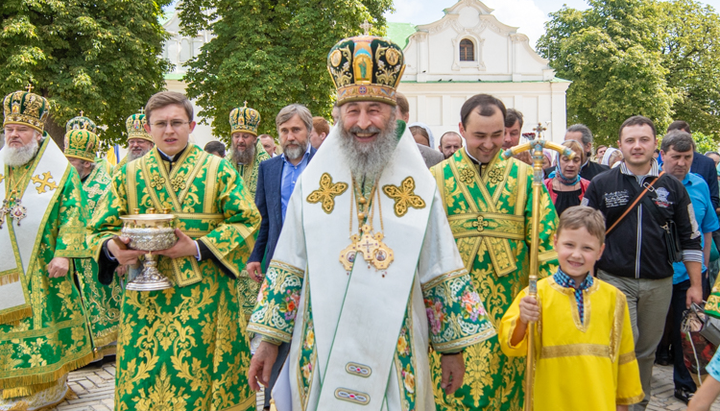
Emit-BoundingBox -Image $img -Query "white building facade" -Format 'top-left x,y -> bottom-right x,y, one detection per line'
393,0 -> 569,142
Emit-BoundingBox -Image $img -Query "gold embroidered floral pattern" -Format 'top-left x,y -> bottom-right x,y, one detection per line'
306,173 -> 348,214
382,176 -> 426,217
487,166 -> 504,185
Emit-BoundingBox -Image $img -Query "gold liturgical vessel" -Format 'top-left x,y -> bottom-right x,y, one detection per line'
120,208 -> 177,291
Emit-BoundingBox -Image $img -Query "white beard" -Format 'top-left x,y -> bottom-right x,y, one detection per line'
337,118 -> 398,181
3,137 -> 40,167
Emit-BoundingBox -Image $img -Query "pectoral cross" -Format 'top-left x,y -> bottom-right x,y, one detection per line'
0,199 -> 9,229
360,20 -> 373,35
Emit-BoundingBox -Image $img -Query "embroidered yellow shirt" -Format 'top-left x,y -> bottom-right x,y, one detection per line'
499,277 -> 644,410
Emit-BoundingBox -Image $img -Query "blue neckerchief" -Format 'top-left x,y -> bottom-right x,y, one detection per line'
553,268 -> 593,324
548,167 -> 581,186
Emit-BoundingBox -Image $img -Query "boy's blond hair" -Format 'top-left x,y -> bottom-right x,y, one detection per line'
557,206 -> 606,245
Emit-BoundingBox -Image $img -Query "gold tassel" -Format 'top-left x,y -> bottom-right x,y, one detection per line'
0,272 -> 20,286
0,306 -> 32,326
2,382 -> 57,399
0,351 -> 95,390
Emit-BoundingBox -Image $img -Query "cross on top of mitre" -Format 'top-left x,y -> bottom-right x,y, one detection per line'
360,20 -> 373,35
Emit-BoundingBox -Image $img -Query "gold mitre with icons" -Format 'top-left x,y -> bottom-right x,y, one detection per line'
125,110 -> 153,142
327,22 -> 405,106
229,102 -> 261,137
2,85 -> 51,133
64,129 -> 100,162
66,111 -> 97,134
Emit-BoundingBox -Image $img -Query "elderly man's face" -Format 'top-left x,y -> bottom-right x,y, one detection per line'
4,124 -> 40,149
565,131 -> 591,157
340,101 -> 395,147
144,104 -> 195,156
67,157 -> 95,179
128,138 -> 154,159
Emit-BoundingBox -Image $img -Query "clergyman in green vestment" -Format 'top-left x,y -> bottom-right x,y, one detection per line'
430,94 -> 558,411
63,118 -> 123,361
227,102 -> 270,318
88,91 -> 261,411
0,88 -> 94,410
113,111 -> 155,174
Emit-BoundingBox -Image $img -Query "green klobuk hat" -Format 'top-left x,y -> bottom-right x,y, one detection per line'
2,85 -> 51,133
229,102 -> 261,137
64,129 -> 99,162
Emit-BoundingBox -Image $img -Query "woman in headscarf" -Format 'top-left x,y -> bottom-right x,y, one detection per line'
601,147 -> 623,168
408,122 -> 435,147
544,140 -> 590,216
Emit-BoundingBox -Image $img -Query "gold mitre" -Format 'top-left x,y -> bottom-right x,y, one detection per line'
229,102 -> 261,137
125,111 -> 153,142
327,27 -> 405,106
2,85 -> 51,133
64,129 -> 99,162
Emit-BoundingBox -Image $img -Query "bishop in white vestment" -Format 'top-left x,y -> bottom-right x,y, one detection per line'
247,34 -> 496,411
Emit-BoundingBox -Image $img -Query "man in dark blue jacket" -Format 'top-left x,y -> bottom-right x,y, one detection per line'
583,116 -> 703,411
246,103 -> 316,410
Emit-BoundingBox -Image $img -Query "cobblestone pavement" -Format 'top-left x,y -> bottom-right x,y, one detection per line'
52,362 -> 720,410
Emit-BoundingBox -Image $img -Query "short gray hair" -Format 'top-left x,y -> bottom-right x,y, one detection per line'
661,130 -> 695,153
276,104 -> 312,134
566,124 -> 593,146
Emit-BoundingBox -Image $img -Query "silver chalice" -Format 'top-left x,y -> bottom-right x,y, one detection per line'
120,210 -> 177,291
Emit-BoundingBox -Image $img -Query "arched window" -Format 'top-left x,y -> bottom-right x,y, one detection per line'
460,39 -> 474,62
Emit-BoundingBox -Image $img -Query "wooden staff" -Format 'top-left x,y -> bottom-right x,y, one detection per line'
502,124 -> 574,411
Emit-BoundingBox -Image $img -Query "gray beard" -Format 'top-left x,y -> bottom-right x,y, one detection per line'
232,143 -> 255,165
282,140 -> 308,162
337,118 -> 398,181
128,149 -> 150,161
3,138 -> 40,167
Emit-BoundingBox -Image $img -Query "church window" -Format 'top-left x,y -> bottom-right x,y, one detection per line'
460,39 -> 475,62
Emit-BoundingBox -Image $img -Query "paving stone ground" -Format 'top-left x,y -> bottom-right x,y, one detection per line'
51,362 -> 720,410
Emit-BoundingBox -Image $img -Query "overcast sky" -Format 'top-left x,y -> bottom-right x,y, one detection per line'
385,0 -> 720,47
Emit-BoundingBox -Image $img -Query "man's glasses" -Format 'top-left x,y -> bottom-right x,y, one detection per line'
151,120 -> 190,129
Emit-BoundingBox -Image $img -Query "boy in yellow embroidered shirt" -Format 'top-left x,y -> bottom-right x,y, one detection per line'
499,206 -> 644,411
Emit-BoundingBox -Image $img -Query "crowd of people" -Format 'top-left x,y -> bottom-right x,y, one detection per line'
4,30 -> 720,411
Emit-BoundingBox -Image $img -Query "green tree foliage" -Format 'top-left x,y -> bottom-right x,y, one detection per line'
659,0 -> 720,140
537,0 -> 675,147
1,0 -> 171,146
537,0 -> 720,147
179,0 -> 393,140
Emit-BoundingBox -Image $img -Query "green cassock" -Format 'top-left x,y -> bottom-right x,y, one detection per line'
429,149 -> 558,411
74,161 -> 123,359
88,144 -> 261,411
230,139 -> 270,318
0,137 -> 94,404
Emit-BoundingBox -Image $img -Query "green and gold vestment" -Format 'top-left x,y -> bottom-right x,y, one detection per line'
429,149 -> 558,411
230,139 -> 270,317
75,162 -> 123,359
0,137 -> 94,404
88,144 -> 261,411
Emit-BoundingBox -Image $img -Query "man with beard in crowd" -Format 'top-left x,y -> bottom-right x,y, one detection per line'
0,87 -> 94,410
248,33 -> 495,410
246,104 -> 316,410
229,102 -> 270,199
114,111 -> 154,172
